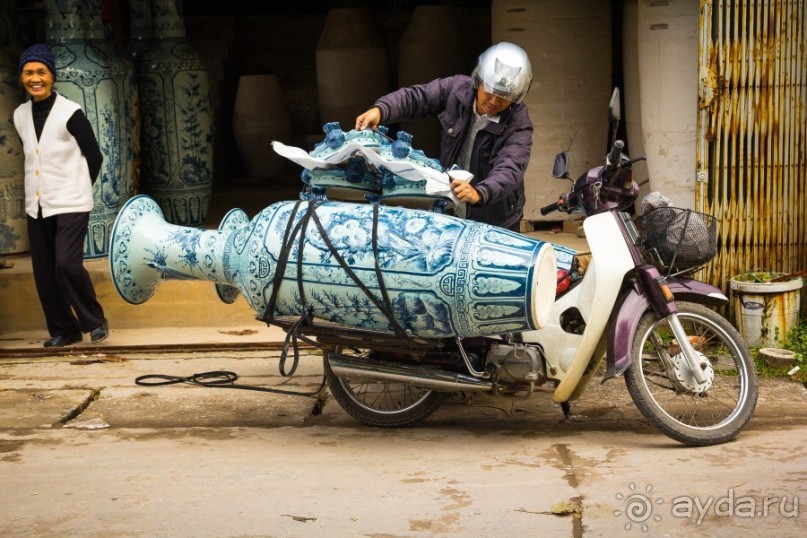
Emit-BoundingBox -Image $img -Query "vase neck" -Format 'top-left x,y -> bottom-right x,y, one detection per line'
45,0 -> 83,42
128,0 -> 153,42
151,0 -> 186,40
82,0 -> 105,41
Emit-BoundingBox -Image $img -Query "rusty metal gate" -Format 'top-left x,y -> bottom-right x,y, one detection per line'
696,0 -> 806,308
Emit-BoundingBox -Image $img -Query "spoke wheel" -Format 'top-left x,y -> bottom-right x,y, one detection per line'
324,347 -> 447,427
625,301 -> 758,446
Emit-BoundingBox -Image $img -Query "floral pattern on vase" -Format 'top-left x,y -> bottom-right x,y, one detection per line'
110,195 -> 559,338
45,0 -> 126,258
0,18 -> 27,254
135,0 -> 213,227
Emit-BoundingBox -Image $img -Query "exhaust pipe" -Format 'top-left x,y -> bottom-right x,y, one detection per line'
328,354 -> 493,392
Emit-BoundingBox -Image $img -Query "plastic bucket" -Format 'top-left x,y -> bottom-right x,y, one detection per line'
729,273 -> 803,347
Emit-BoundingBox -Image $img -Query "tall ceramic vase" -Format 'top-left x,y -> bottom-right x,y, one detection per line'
125,0 -> 151,196
232,74 -> 292,182
45,0 -> 124,258
0,5 -> 27,255
398,6 -> 469,158
83,0 -> 137,206
136,0 -> 214,227
316,8 -> 389,131
110,196 -> 558,338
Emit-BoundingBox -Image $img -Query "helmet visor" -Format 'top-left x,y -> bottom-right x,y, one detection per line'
478,58 -> 529,103
481,82 -> 518,103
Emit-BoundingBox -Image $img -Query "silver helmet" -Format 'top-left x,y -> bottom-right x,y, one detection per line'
471,42 -> 532,104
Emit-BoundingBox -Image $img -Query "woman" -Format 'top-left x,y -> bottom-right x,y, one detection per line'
13,44 -> 108,347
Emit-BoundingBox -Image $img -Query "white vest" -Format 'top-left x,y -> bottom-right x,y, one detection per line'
13,93 -> 94,218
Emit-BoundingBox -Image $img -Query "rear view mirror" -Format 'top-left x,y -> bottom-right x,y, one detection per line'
608,88 -> 621,124
552,152 -> 570,179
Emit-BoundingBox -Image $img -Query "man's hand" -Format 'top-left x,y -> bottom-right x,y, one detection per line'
450,178 -> 482,205
355,107 -> 382,130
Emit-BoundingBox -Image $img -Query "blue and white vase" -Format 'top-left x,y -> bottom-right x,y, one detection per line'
0,7 -> 27,254
83,0 -> 137,205
45,0 -> 125,258
125,0 -> 151,197
110,195 -> 558,338
135,0 -> 213,227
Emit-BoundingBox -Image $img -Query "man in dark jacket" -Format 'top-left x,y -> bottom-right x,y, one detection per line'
355,42 -> 533,231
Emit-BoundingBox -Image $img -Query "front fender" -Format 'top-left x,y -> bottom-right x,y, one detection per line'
605,277 -> 728,378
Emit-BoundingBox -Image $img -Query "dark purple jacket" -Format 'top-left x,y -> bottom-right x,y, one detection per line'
374,75 -> 533,230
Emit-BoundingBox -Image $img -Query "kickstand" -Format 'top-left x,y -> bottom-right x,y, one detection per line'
560,401 -> 571,419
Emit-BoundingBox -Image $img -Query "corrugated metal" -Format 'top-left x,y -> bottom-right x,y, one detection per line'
697,0 -> 806,315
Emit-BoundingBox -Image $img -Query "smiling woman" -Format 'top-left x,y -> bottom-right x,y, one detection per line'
12,43 -> 109,348
20,62 -> 53,101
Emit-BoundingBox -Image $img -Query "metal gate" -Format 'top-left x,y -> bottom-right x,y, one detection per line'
696,0 -> 806,301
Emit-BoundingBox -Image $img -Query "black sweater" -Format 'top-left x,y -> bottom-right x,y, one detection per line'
31,92 -> 103,184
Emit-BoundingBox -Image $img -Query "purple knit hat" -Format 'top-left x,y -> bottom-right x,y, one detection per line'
19,44 -> 56,76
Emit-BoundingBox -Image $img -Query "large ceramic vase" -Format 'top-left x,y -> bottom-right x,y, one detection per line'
125,0 -> 152,196
84,0 -> 137,206
232,74 -> 292,182
397,5 -> 469,158
316,8 -> 389,131
136,0 -> 214,227
45,0 -> 125,258
0,6 -> 27,254
110,196 -> 558,338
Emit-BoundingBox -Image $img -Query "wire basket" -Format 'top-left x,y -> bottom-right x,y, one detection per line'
635,207 -> 717,271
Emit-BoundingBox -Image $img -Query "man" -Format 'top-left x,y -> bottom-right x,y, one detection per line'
356,42 -> 533,231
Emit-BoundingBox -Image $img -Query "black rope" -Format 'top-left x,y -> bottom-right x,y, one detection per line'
134,370 -> 326,398
307,203 -> 408,339
371,201 -> 409,339
263,200 -> 305,326
260,199 -> 411,377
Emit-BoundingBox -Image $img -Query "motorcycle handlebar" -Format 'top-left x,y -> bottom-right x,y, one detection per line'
540,201 -> 562,216
605,140 -> 625,171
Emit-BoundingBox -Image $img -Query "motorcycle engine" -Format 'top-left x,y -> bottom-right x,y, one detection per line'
485,343 -> 546,384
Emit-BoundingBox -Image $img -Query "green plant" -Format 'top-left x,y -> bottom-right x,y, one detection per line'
780,319 -> 807,366
752,319 -> 807,383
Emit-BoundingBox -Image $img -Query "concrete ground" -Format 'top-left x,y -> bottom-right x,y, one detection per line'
0,347 -> 805,537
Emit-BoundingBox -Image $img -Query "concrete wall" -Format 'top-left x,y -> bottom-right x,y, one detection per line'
492,0 -> 613,221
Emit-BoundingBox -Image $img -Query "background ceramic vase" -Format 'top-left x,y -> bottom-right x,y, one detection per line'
110,196 -> 558,338
125,0 -> 151,197
397,5 -> 470,157
232,74 -> 292,182
136,0 -> 214,227
45,0 -> 125,258
0,6 -> 27,255
316,7 -> 389,131
83,0 -> 137,206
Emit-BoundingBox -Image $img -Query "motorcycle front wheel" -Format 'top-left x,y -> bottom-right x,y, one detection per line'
625,301 -> 758,446
324,347 -> 448,427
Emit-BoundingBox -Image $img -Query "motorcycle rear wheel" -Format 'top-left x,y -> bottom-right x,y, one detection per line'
625,301 -> 758,446
324,348 -> 448,427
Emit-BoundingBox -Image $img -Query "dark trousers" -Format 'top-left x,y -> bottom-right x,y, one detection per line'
27,210 -> 105,337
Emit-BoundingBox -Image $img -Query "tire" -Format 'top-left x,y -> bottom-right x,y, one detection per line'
624,301 -> 758,446
323,348 -> 448,427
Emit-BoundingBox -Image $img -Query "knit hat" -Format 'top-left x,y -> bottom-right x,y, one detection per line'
19,44 -> 56,77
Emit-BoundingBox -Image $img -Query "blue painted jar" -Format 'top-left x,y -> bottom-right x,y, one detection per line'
110,195 -> 558,338
135,0 -> 214,226
46,0 -> 126,258
0,14 -> 27,255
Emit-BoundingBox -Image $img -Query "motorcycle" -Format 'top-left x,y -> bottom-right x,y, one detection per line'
318,88 -> 758,446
